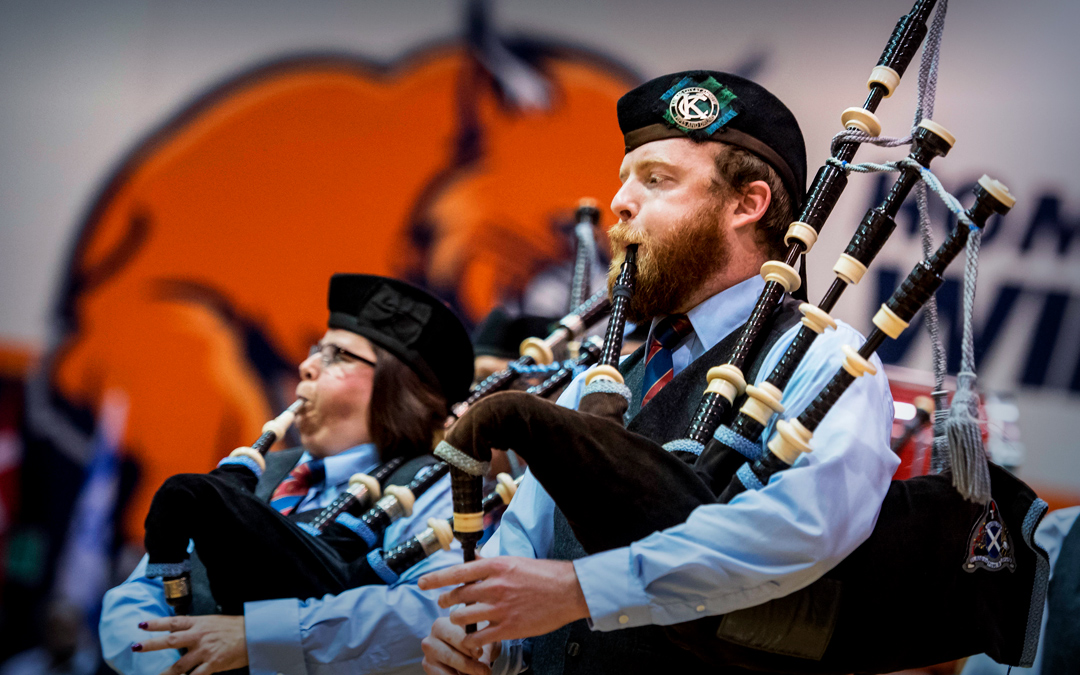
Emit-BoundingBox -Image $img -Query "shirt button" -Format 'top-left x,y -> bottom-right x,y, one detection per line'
618,615 -> 629,624
696,605 -> 706,612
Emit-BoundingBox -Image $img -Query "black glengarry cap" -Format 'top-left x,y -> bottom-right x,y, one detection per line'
328,274 -> 475,404
617,70 -> 807,208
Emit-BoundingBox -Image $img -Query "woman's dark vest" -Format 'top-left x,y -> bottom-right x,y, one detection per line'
529,297 -> 803,675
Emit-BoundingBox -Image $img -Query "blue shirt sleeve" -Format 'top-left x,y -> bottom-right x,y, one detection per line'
245,474 -> 464,675
99,554 -> 182,675
573,321 -> 899,630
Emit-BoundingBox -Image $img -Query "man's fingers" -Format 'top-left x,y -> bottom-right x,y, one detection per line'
420,658 -> 460,675
448,603 -> 498,629
143,616 -> 195,633
429,616 -> 466,643
436,580 -> 489,609
420,635 -> 491,675
423,656 -> 477,675
460,623 -> 505,653
418,559 -> 495,590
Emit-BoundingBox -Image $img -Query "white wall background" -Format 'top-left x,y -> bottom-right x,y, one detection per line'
1,0 -> 1078,489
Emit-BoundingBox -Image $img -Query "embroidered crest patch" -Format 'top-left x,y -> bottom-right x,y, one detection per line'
660,75 -> 738,134
964,499 -> 1017,573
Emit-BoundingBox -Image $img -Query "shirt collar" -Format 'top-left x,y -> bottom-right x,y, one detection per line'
649,275 -> 766,353
297,442 -> 381,489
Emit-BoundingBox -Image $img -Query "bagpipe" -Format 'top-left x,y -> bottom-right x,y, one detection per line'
143,417 -> 450,614
435,1 -> 1049,671
367,473 -> 523,586
569,198 -> 602,313
141,266 -> 613,615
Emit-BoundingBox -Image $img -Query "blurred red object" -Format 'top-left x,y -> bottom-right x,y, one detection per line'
885,365 -> 988,481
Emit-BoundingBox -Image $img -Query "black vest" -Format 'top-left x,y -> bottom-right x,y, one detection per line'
530,297 -> 802,675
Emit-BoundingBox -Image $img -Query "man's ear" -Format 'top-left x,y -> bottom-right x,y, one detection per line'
730,180 -> 771,231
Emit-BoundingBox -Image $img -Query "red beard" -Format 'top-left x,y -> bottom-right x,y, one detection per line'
607,202 -> 730,323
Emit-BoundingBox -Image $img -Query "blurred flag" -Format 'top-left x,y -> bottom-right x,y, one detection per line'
52,390 -> 128,624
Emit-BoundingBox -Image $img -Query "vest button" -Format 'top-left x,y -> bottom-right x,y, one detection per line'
618,614 -> 630,624
566,642 -> 581,657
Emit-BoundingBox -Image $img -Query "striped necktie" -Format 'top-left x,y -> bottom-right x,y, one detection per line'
641,314 -> 694,408
269,458 -> 326,516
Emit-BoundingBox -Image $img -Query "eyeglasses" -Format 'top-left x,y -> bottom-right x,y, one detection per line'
308,343 -> 377,370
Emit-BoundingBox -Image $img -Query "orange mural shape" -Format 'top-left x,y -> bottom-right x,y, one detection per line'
48,42 -> 635,541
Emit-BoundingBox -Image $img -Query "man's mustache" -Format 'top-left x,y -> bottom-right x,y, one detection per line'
607,221 -> 646,247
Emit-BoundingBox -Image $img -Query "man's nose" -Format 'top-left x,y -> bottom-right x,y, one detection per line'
610,183 -> 637,223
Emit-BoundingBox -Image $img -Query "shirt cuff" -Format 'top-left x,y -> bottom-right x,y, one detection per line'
489,639 -> 525,675
245,598 -> 307,675
572,547 -> 652,631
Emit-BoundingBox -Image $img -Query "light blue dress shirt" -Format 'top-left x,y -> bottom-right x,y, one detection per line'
99,443 -> 461,675
960,506 -> 1080,675
485,276 -> 897,675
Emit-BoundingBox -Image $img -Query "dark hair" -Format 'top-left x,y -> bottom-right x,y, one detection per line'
368,345 -> 448,462
711,145 -> 794,258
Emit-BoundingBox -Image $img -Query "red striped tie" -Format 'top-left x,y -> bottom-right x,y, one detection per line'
640,314 -> 693,407
269,458 -> 326,516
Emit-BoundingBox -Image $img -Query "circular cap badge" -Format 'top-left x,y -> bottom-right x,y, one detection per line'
669,87 -> 720,130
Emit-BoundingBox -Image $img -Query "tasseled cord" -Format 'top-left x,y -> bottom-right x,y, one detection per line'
946,228 -> 992,503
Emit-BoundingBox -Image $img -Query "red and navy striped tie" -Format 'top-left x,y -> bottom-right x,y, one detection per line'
269,458 -> 326,516
641,314 -> 693,407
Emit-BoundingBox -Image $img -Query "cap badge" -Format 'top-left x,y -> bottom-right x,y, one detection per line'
963,499 -> 1017,573
669,87 -> 719,129
660,75 -> 739,134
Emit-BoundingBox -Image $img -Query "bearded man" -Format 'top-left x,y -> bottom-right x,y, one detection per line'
418,71 -> 896,675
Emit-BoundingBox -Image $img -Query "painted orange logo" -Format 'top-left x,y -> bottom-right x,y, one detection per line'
43,42 -> 636,540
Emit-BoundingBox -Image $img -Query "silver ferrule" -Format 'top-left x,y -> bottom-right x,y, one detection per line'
376,495 -> 405,521
347,484 -> 371,501
162,576 -> 191,601
417,528 -> 442,556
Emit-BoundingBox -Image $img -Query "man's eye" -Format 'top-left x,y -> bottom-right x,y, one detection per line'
647,174 -> 663,185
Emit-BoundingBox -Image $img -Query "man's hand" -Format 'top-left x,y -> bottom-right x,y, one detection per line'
421,617 -> 500,675
134,615 -> 248,675
418,557 -> 590,651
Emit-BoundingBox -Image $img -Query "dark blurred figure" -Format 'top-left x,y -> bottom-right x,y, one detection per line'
0,602 -> 98,675
471,307 -> 556,382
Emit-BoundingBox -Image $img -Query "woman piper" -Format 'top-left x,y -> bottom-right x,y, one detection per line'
99,273 -> 474,675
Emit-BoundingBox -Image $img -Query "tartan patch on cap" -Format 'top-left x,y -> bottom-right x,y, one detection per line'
660,75 -> 738,135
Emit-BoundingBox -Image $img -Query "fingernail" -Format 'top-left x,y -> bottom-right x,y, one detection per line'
131,643 -> 143,652
138,622 -> 148,630
474,647 -> 483,658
